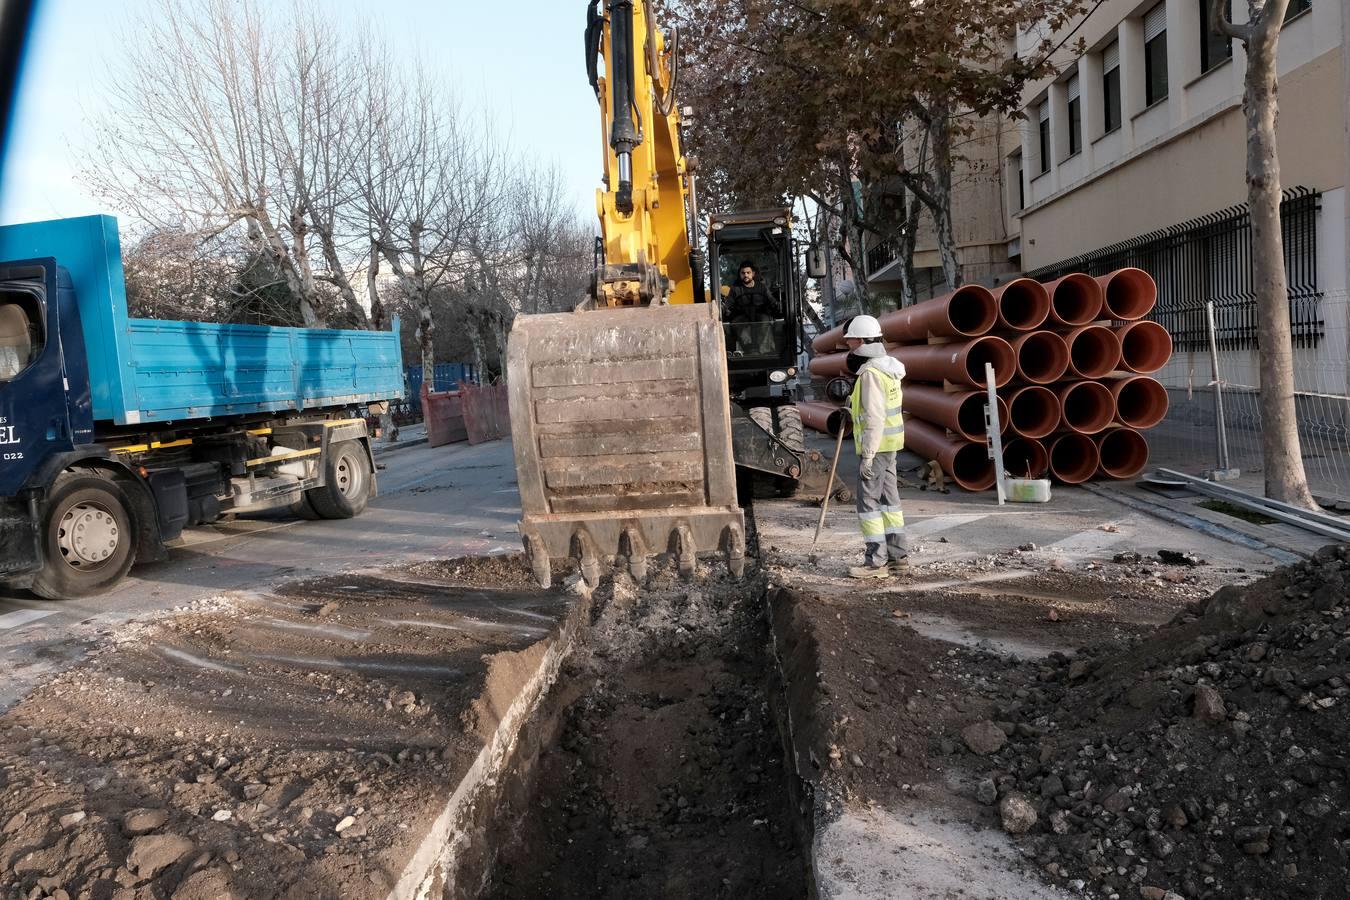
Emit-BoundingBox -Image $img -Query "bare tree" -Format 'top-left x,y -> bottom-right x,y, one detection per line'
84,0 -> 325,325
352,58 -> 506,385
1211,0 -> 1316,508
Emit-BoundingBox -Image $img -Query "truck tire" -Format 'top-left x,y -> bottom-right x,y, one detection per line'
308,440 -> 370,520
32,474 -> 137,600
288,492 -> 322,520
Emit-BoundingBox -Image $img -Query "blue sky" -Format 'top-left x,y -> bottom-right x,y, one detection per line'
0,0 -> 601,225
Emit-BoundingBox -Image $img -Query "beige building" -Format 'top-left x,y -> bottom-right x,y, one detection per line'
1008,0 -> 1347,394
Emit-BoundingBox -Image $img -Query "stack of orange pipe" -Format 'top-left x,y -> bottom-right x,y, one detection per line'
800,267 -> 1172,489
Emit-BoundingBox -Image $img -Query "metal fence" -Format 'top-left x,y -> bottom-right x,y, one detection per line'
1028,188 -> 1350,504
404,362 -> 480,417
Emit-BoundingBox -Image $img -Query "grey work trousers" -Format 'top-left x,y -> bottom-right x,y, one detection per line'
857,451 -> 907,566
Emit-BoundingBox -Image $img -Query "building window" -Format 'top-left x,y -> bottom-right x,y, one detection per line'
1200,0 -> 1233,72
1037,101 -> 1051,174
1144,3 -> 1168,106
1066,75 -> 1082,157
1285,0 -> 1311,21
1102,41 -> 1121,134
1010,153 -> 1024,211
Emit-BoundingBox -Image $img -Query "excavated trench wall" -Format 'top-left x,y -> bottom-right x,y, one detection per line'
439,570 -> 819,900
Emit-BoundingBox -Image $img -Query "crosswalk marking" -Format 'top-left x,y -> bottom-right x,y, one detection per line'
0,608 -> 56,631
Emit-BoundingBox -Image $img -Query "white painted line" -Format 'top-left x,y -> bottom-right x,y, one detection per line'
492,489 -> 517,494
906,514 -> 989,538
1042,530 -> 1129,553
0,608 -> 56,630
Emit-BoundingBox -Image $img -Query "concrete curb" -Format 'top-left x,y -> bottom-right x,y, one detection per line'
373,436 -> 429,457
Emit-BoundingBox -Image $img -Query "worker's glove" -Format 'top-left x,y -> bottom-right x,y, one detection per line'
860,456 -> 877,479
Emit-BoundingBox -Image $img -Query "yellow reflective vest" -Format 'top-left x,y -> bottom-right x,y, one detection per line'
850,360 -> 905,456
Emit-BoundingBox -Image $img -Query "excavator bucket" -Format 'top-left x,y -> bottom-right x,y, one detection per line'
507,303 -> 745,588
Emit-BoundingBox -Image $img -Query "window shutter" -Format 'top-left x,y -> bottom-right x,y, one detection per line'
1067,74 -> 1080,101
1144,3 -> 1167,41
1103,41 -> 1120,71
1038,100 -> 1050,122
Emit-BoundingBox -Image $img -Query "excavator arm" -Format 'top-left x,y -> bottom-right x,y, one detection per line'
506,1 -> 743,588
585,0 -> 702,308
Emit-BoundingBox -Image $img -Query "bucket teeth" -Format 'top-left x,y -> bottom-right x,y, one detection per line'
523,533 -> 551,589
572,530 -> 602,589
620,526 -> 649,583
724,523 -> 746,579
671,524 -> 696,579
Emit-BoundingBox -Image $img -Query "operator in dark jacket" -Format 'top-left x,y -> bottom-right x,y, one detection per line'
724,261 -> 781,354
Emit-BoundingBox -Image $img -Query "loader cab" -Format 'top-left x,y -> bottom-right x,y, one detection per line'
708,209 -> 799,398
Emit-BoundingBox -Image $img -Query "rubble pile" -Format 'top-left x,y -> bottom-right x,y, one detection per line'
969,545 -> 1350,900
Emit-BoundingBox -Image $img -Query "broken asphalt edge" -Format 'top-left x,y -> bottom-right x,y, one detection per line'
386,585 -> 592,900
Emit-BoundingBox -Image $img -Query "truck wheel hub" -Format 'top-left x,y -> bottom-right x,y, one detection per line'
59,502 -> 120,566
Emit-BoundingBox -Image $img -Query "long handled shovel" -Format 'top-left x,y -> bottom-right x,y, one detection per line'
812,413 -> 850,548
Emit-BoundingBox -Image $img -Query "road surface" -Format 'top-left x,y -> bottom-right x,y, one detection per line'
0,437 -> 521,709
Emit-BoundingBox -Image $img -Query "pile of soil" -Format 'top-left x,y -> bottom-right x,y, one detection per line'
0,557 -> 568,900
486,569 -> 810,899
967,544 -> 1350,899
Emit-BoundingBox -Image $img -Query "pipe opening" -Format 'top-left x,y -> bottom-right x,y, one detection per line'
951,442 -> 997,491
954,394 -> 1007,439
1002,437 -> 1049,479
947,286 -> 999,336
996,281 -> 1051,331
1015,331 -> 1070,384
1113,377 -> 1169,429
1100,268 -> 1158,320
1060,381 -> 1115,434
1118,321 -> 1173,374
1049,433 -> 1100,484
1007,386 -> 1059,439
963,337 -> 1016,387
1066,326 -> 1122,378
1097,428 -> 1150,478
1049,274 -> 1103,326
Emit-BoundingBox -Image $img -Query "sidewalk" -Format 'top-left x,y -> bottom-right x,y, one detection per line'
373,421 -> 428,456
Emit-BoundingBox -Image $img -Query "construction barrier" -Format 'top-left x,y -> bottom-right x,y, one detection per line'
462,382 -> 511,444
422,384 -> 467,447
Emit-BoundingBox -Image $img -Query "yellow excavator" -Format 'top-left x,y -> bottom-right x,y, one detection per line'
508,0 -> 814,588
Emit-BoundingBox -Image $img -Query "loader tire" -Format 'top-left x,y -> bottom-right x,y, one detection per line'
32,474 -> 137,600
749,404 -> 774,436
308,440 -> 370,520
773,404 -> 806,453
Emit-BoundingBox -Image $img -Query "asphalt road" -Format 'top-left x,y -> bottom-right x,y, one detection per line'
0,436 -> 522,709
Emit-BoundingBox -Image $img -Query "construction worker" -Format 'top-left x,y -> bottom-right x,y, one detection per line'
842,315 -> 908,578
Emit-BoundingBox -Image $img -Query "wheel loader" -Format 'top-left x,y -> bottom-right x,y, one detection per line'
508,0 -> 819,588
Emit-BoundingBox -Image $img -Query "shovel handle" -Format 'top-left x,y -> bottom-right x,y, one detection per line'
812,413 -> 850,547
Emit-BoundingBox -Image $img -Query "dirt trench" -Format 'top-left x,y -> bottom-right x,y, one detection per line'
477,568 -> 813,900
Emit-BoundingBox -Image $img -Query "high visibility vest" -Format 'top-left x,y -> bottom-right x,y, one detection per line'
850,366 -> 905,454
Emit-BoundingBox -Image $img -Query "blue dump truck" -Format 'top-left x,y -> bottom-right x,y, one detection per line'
0,216 -> 404,600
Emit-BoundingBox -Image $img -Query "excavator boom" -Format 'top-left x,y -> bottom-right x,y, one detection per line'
507,1 -> 745,587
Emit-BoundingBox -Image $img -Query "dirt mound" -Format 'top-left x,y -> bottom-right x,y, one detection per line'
970,545 -> 1350,899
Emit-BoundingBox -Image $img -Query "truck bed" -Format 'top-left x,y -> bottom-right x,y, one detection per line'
0,215 -> 403,425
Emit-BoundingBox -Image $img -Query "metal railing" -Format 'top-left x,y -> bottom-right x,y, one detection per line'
1028,188 -> 1349,504
1027,187 -> 1324,352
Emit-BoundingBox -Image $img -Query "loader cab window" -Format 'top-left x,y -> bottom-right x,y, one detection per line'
717,247 -> 785,359
0,293 -> 43,382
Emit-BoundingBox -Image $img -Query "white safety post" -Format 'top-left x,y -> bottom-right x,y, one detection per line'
984,362 -> 1007,505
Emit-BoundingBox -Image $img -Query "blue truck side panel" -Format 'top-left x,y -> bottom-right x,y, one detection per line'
0,215 -> 404,425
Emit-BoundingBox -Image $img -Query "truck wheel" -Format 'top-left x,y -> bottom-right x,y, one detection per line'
288,492 -> 322,520
32,475 -> 137,600
308,440 -> 370,519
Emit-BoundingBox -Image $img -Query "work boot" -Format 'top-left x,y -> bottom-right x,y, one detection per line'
888,558 -> 911,577
848,563 -> 890,579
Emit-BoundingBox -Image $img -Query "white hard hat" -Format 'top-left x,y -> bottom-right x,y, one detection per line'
844,314 -> 882,340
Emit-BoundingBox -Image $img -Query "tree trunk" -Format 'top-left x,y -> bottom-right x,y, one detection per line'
1239,0 -> 1316,507
252,209 -> 322,327
927,107 -> 963,291
835,159 -> 874,314
314,219 -> 370,328
367,242 -> 387,331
